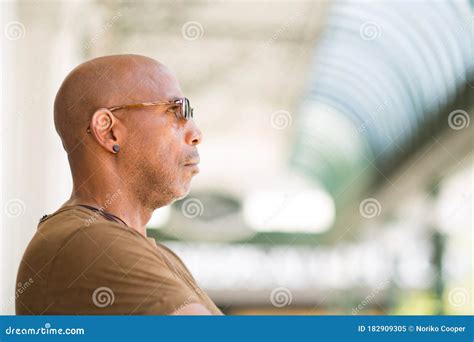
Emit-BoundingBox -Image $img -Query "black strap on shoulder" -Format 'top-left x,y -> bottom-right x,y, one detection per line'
76,204 -> 128,227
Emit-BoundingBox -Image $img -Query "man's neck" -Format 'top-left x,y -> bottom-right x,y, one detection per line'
63,185 -> 153,237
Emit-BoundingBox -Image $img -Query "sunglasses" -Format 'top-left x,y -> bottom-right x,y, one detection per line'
86,98 -> 194,134
108,97 -> 194,120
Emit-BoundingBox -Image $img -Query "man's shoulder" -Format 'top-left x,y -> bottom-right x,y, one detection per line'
31,208 -> 164,288
17,206 -> 213,315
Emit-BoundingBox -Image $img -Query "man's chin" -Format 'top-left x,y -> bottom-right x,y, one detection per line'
165,184 -> 191,205
149,180 -> 193,209
176,185 -> 191,201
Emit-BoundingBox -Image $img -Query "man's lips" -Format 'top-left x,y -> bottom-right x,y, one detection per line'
184,158 -> 200,173
184,159 -> 200,166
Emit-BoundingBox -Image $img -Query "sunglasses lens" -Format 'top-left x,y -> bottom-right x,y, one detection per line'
181,101 -> 187,119
184,98 -> 192,119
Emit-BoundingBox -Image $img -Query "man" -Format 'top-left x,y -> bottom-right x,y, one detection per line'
16,54 -> 222,315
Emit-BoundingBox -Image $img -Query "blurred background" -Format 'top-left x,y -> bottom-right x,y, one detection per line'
1,0 -> 472,315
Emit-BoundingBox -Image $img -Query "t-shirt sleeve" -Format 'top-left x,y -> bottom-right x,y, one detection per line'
46,223 -> 201,315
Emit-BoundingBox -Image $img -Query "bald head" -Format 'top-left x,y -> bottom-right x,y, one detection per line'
54,54 -> 180,152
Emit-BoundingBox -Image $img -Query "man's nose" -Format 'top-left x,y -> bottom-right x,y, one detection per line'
185,120 -> 202,145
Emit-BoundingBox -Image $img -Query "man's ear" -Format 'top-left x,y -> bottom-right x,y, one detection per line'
89,108 -> 122,154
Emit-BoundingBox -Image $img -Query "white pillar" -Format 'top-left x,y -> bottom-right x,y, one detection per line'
1,1 -> 86,314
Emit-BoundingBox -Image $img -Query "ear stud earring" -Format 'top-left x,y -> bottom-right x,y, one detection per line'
112,144 -> 120,153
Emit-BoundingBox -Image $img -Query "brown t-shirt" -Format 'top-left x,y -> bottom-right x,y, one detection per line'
15,205 -> 222,315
